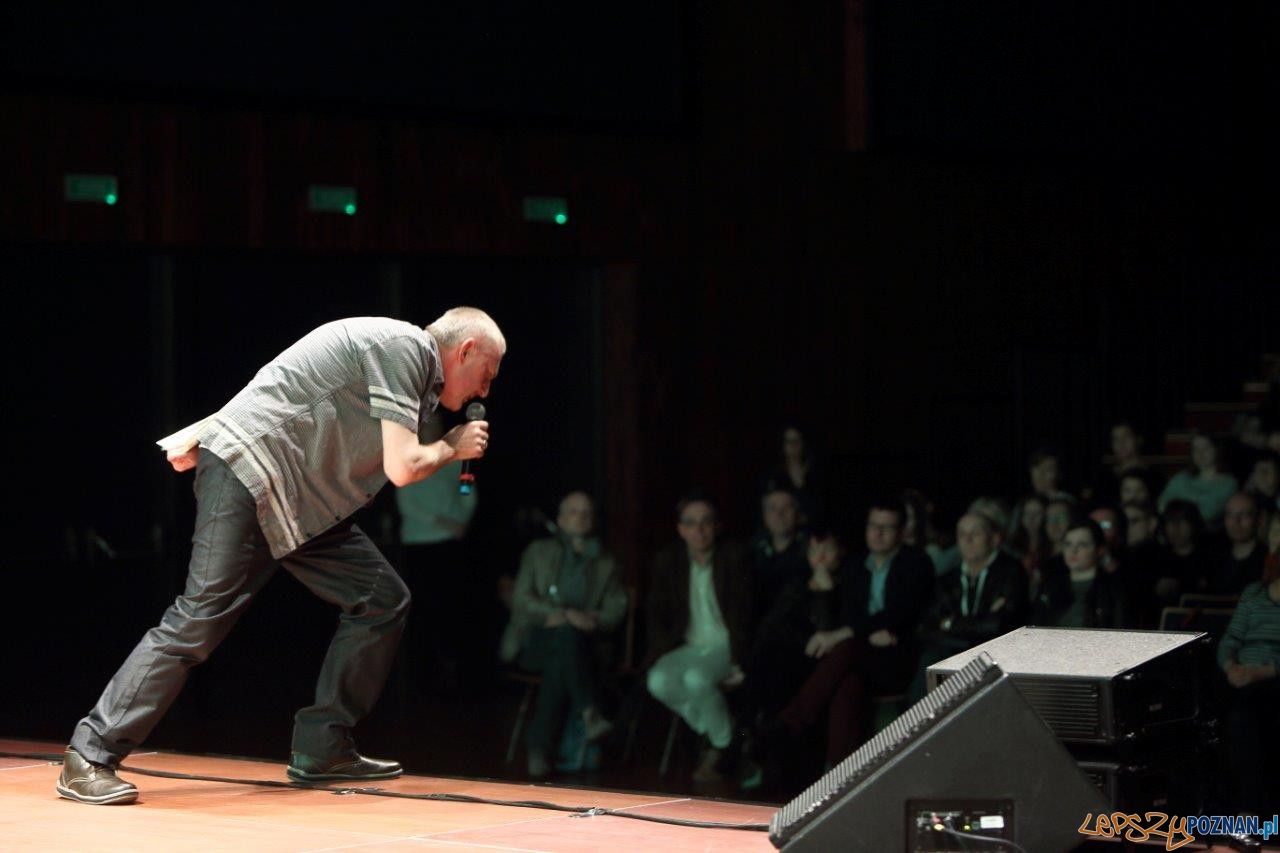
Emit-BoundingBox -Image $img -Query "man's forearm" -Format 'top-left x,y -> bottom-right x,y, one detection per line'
399,439 -> 456,485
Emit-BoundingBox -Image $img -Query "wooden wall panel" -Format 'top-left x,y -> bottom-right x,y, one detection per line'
0,95 -> 691,259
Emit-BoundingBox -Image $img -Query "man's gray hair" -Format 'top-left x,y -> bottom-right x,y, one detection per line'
426,306 -> 506,351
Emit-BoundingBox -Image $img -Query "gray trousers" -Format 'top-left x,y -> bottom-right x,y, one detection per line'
71,451 -> 410,767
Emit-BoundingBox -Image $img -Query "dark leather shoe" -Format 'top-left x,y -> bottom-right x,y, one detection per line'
56,747 -> 138,805
286,752 -> 403,782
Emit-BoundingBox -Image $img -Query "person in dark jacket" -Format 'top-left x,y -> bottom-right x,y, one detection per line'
645,492 -> 753,782
1033,518 -> 1128,628
907,511 -> 1029,701
765,497 -> 934,768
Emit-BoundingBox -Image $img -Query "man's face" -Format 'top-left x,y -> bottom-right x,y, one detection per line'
762,491 -> 798,538
557,493 -> 594,539
782,428 -> 805,461
440,338 -> 503,411
677,501 -> 718,555
1164,517 -> 1194,550
1062,528 -> 1101,572
1119,476 -> 1151,506
1251,459 -> 1278,497
1045,502 -> 1072,545
1030,457 -> 1060,495
1020,499 -> 1045,533
1123,505 -> 1155,547
1089,508 -> 1121,547
1111,425 -> 1138,459
865,509 -> 903,557
1191,436 -> 1216,472
1223,495 -> 1258,545
956,514 -> 997,567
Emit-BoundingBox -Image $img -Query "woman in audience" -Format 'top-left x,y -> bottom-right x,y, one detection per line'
1155,499 -> 1212,604
759,423 -> 827,530
1158,432 -> 1239,530
1032,518 -> 1127,628
739,530 -> 846,792
1007,494 -> 1050,600
1215,514 -> 1280,814
901,488 -> 949,574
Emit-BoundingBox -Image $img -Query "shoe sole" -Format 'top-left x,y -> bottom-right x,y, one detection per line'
55,782 -> 138,805
285,767 -> 403,782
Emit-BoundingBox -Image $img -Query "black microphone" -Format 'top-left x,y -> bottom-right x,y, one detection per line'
458,401 -> 486,495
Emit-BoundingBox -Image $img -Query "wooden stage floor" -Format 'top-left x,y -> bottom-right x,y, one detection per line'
0,739 -> 777,852
5,738 -> 1273,852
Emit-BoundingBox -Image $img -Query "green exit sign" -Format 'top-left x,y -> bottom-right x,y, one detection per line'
308,185 -> 357,215
64,174 -> 119,205
522,196 -> 569,225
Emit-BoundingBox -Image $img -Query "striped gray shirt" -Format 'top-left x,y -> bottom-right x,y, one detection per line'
198,317 -> 442,558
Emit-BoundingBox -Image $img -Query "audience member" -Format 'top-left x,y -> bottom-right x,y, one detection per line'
759,424 -> 827,529
1118,467 -> 1163,508
749,487 -> 808,617
1215,518 -> 1280,814
1044,495 -> 1075,555
901,488 -> 950,575
966,495 -> 1011,540
1246,451 -> 1279,510
1033,518 -> 1128,628
645,492 -> 753,783
1028,447 -> 1068,500
1248,451 -> 1279,545
1006,494 -> 1050,582
500,491 -> 628,778
395,412 -> 479,694
1089,420 -> 1146,501
763,498 -> 933,770
1158,432 -> 1239,530
738,530 -> 846,792
1121,501 -> 1167,627
1156,499 -> 1213,601
1207,491 -> 1266,596
930,495 -> 1011,577
908,512 -> 1029,702
1227,413 -> 1270,484
1088,503 -> 1127,572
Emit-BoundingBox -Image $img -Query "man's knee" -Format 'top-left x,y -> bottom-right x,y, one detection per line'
679,667 -> 719,696
373,573 -> 412,620
647,666 -> 673,701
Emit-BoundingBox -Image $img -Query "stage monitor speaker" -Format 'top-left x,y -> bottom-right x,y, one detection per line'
768,653 -> 1108,853
926,627 -> 1213,746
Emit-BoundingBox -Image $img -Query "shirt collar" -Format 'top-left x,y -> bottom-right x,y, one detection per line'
960,550 -> 999,578
866,548 -> 899,573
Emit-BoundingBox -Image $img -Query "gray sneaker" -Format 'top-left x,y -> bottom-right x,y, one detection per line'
56,747 -> 138,805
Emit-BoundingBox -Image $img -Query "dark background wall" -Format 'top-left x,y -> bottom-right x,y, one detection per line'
2,1 -> 1276,773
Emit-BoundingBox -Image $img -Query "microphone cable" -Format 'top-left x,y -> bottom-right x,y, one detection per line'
3,749 -> 770,833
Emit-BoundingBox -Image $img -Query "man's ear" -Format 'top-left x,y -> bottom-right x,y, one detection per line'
458,337 -> 477,362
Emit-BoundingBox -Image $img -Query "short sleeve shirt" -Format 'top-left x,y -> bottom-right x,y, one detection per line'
200,317 -> 442,558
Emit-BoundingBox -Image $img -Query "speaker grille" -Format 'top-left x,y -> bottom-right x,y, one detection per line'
769,652 -> 1002,846
1014,679 -> 1103,740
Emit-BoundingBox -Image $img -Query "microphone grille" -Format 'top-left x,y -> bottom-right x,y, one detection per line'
465,401 -> 487,421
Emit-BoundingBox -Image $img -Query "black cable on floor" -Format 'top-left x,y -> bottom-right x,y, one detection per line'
3,750 -> 770,833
